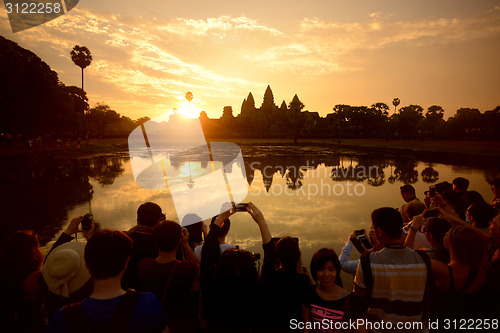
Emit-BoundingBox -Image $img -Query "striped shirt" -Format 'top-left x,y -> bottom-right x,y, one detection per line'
354,247 -> 427,332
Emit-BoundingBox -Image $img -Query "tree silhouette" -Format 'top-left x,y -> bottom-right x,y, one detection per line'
70,45 -> 92,91
421,165 -> 439,183
86,103 -> 120,137
392,98 -> 400,114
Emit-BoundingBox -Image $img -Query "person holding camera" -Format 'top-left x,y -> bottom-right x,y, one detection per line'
42,215 -> 97,319
339,229 -> 381,275
47,230 -> 166,333
259,236 -> 312,332
405,213 -> 451,263
354,208 -> 430,333
200,202 -> 271,333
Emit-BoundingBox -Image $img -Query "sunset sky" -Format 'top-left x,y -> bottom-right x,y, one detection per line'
1,0 -> 499,120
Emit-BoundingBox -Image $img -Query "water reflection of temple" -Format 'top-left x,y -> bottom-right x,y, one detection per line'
161,146 -> 441,192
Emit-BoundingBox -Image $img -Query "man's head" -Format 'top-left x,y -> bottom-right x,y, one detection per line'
424,217 -> 451,248
154,220 -> 182,252
467,202 -> 496,229
400,185 -> 416,202
452,177 -> 469,193
405,200 -> 426,221
137,202 -> 164,228
371,207 -> 403,243
84,230 -> 132,280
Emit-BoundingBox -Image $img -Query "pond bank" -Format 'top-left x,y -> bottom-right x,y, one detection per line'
1,138 -> 499,165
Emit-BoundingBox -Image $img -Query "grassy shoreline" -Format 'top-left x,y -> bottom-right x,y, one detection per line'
1,137 -> 499,160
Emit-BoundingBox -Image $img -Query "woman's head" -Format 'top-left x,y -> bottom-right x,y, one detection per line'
310,248 -> 342,287
0,230 -> 43,278
276,236 -> 301,273
218,249 -> 258,285
444,225 -> 486,268
210,216 -> 231,238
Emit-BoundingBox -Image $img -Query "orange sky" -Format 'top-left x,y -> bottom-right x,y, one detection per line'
1,0 -> 499,120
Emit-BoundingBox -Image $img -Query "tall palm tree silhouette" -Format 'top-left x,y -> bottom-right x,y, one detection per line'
392,98 -> 400,114
70,45 -> 92,91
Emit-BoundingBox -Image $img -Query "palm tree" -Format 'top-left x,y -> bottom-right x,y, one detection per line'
70,45 -> 92,91
392,98 -> 400,114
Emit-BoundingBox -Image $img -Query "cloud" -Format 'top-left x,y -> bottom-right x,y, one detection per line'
298,8 -> 500,52
157,16 -> 284,38
2,8 -> 270,117
2,5 -> 498,118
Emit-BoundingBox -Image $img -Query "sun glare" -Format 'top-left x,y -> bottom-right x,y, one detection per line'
176,106 -> 199,119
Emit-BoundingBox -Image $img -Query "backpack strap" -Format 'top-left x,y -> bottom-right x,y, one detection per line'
107,289 -> 142,333
344,292 -> 351,319
415,250 -> 432,319
360,252 -> 373,298
64,302 -> 92,333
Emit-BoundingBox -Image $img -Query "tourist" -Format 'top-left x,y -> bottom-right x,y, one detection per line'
194,215 -> 240,262
481,213 -> 500,316
429,190 -> 465,220
0,230 -> 45,332
466,201 -> 497,236
46,230 -> 166,332
427,225 -> 487,321
490,178 -> 500,212
452,177 -> 469,196
42,216 -> 95,318
181,213 -> 207,251
260,236 -> 311,332
462,190 -> 488,210
200,202 -> 271,333
303,248 -> 363,333
399,185 -> 421,223
354,207 -> 430,333
122,202 -> 165,290
339,230 -> 381,275
405,215 -> 451,263
138,220 -> 199,333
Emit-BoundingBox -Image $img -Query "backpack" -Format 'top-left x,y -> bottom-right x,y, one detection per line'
64,290 -> 141,333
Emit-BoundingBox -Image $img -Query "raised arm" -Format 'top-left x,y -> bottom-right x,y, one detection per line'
339,232 -> 360,275
404,214 -> 425,249
246,202 -> 272,244
181,228 -> 199,266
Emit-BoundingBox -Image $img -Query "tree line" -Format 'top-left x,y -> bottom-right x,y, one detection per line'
1,35 -> 498,141
0,36 -> 146,140
202,86 -> 500,140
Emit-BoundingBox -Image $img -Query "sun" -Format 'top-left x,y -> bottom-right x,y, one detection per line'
176,106 -> 200,119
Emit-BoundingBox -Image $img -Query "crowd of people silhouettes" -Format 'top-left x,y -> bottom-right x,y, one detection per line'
1,177 -> 499,332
